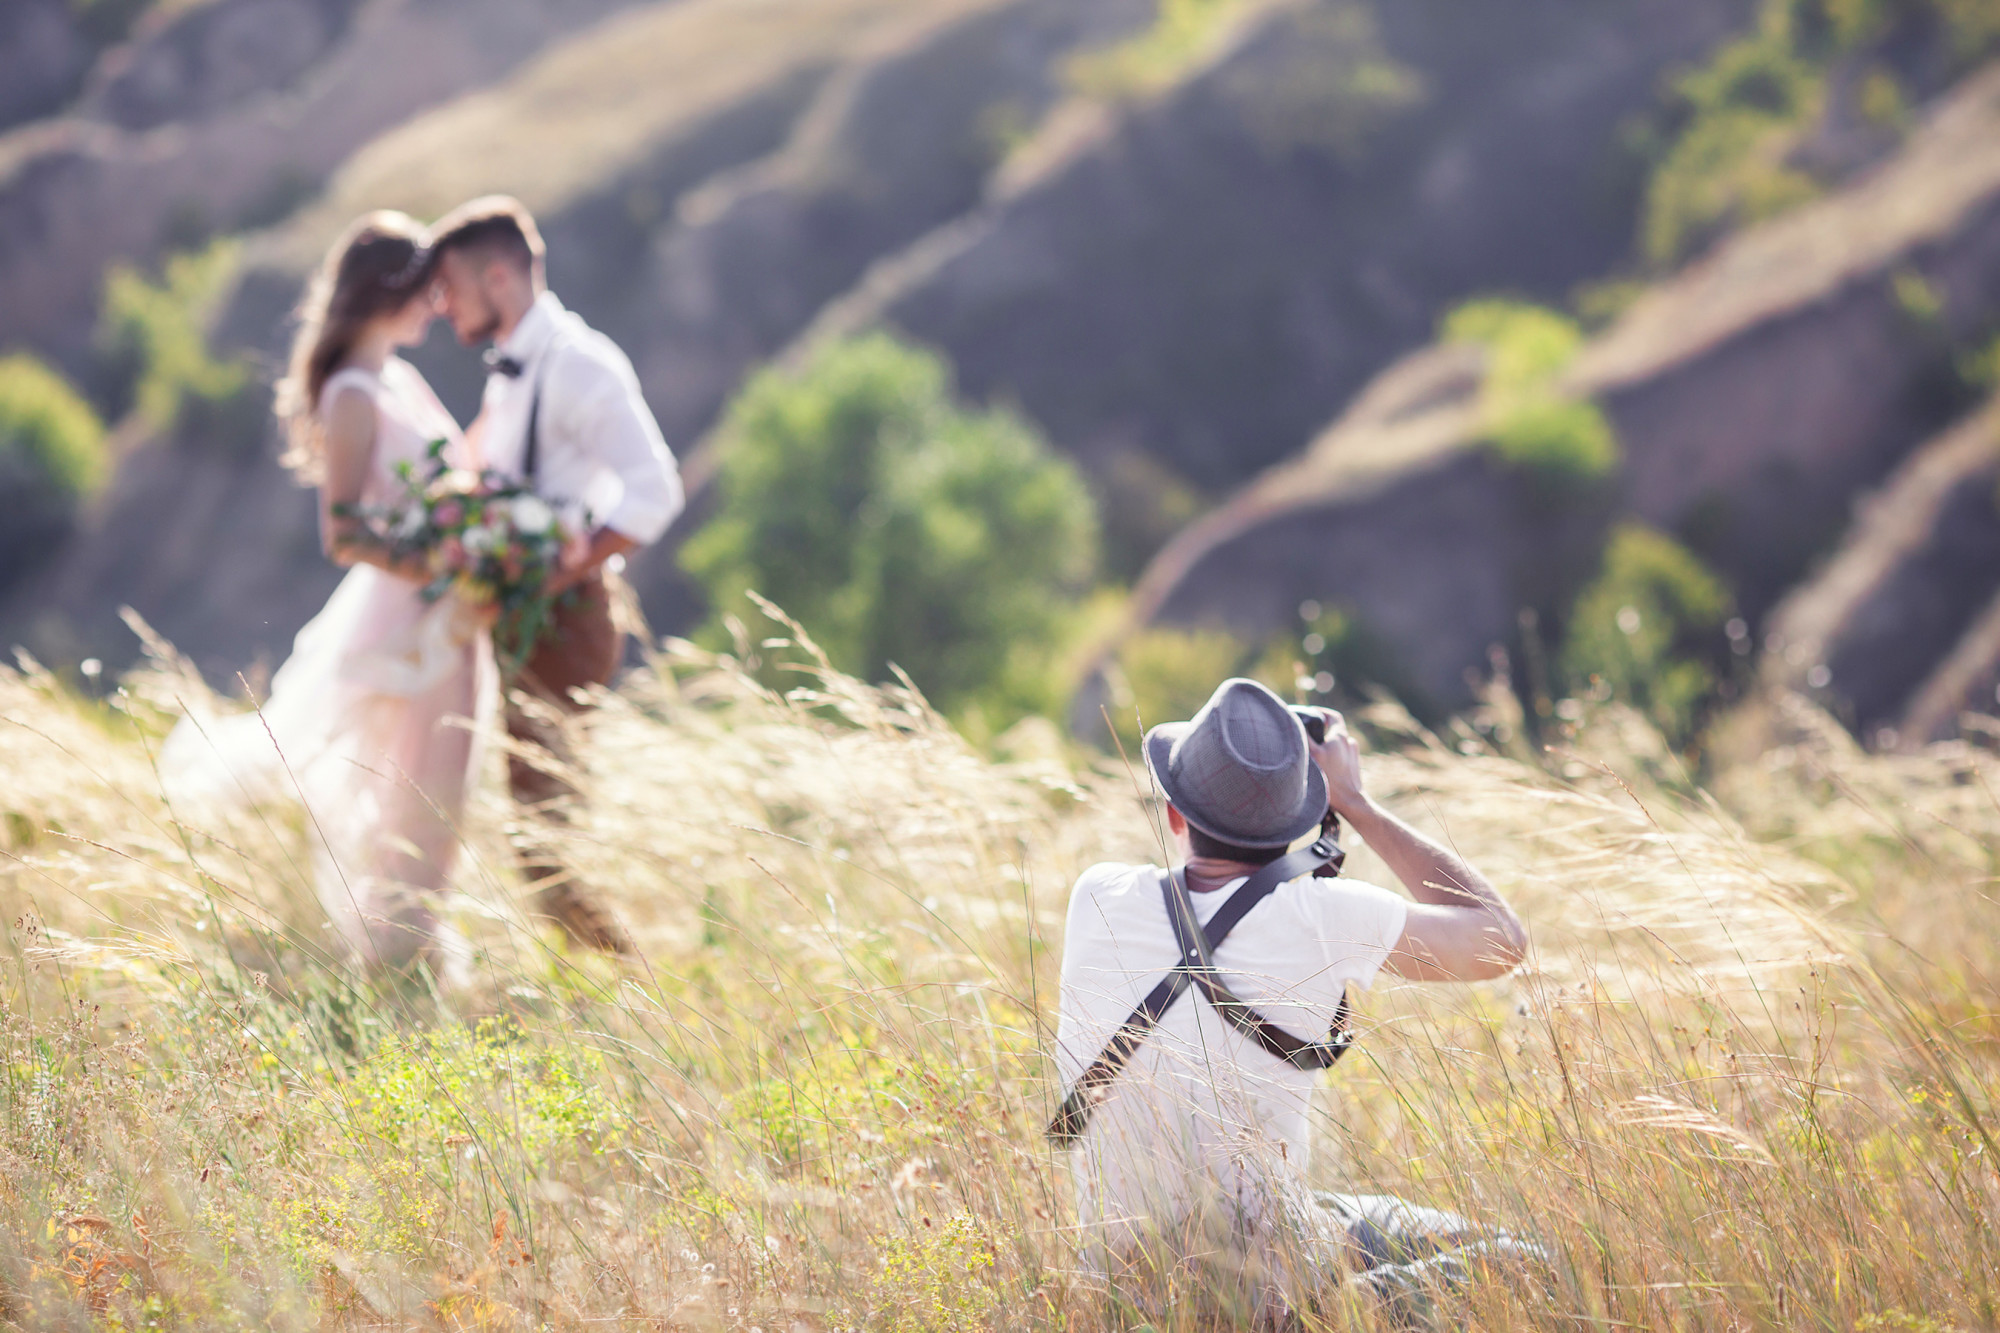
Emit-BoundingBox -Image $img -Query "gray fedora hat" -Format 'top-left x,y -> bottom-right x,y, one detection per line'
1144,677 -> 1327,850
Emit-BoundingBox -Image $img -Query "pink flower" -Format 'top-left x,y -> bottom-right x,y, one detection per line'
433,500 -> 464,528
433,536 -> 468,572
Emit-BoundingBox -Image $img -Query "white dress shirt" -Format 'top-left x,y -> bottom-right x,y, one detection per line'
477,291 -> 684,545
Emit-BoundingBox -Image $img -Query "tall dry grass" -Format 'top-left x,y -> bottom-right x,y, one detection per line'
0,629 -> 1996,1330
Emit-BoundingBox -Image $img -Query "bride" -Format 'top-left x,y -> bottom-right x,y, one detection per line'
162,211 -> 497,975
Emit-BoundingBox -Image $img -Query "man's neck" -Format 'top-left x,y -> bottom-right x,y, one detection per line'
492,288 -> 544,348
1182,853 -> 1264,893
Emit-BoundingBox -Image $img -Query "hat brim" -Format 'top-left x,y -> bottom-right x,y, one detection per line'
1144,722 -> 1329,850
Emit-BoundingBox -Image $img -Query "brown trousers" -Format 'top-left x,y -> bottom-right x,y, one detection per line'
506,573 -> 622,929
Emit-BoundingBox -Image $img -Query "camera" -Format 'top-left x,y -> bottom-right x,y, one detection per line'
1292,706 -> 1326,746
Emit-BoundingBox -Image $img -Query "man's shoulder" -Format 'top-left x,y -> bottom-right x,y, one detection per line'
548,309 -> 635,379
1072,861 -> 1153,888
1271,873 -> 1409,951
1067,862 -> 1157,910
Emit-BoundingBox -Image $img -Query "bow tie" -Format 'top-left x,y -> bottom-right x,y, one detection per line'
484,351 -> 525,379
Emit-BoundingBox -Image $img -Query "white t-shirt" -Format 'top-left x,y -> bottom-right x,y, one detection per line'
1054,861 -> 1407,1257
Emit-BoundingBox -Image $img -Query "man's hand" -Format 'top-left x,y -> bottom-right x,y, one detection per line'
1303,707 -> 1371,821
1300,704 -> 1528,980
547,528 -> 638,597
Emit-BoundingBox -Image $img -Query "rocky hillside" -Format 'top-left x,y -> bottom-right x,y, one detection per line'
0,0 -> 649,371
1107,60 -> 2000,718
0,0 -> 1761,681
6,0 -> 1999,751
2,0 -> 1159,678
824,0 -> 1754,499
1762,395 -> 2000,747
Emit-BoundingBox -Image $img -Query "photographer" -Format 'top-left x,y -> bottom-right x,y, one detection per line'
1052,677 -> 1531,1322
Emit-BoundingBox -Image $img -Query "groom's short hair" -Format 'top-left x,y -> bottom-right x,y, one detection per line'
430,195 -> 545,277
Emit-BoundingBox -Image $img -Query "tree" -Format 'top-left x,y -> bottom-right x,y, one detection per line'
686,334 -> 1099,734
1561,523 -> 1732,744
0,353 -> 108,598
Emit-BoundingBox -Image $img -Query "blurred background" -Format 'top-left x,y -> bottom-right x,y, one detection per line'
4,0 -> 1999,757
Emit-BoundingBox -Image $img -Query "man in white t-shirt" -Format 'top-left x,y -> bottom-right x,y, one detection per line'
1053,677 -> 1530,1318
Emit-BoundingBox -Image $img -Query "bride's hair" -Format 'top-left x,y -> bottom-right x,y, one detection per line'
277,210 -> 431,480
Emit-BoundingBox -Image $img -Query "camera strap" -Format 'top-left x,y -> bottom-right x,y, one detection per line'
1046,832 -> 1353,1148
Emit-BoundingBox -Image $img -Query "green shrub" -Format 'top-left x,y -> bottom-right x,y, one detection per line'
1445,298 -> 1621,487
1560,524 -> 1733,745
1068,0 -> 1255,97
1104,625 -> 1250,751
1249,602 -> 1428,718
1490,397 -> 1621,478
687,334 -> 1098,734
96,241 -> 249,431
0,354 -> 108,499
1633,0 -> 2000,268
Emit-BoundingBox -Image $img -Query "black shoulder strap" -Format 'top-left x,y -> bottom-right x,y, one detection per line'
1165,865 -> 1354,1073
1046,832 -> 1350,1147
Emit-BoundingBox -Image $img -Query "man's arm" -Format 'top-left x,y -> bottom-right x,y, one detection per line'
1308,709 -> 1527,982
546,351 -> 683,594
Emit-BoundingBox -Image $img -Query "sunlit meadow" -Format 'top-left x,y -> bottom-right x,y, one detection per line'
1,617 -> 1996,1330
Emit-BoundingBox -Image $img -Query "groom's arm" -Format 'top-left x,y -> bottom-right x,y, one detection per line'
546,349 -> 683,593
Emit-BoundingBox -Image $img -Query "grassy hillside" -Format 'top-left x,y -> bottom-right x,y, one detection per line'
2,631 -> 1997,1327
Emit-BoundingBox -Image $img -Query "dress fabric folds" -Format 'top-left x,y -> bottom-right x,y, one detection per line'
160,359 -> 497,966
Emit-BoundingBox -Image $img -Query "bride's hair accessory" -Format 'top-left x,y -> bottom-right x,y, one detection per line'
381,244 -> 434,293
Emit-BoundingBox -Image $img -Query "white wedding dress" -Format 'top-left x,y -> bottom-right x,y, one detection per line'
161,357 -> 498,968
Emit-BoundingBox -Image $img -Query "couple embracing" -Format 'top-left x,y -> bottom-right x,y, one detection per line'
163,198 -> 680,977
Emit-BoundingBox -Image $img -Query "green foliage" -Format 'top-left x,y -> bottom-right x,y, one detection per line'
96,241 -> 249,431
0,353 -> 108,499
1957,331 -> 2000,389
1490,398 -> 1621,481
1640,7 -> 1827,266
1250,602 -> 1426,716
1104,625 -> 1249,750
1638,0 -> 2000,268
1445,298 -> 1621,485
346,1019 -> 617,1164
1068,0 -> 1257,97
867,1213 -> 1003,1333
1560,524 -> 1733,745
1222,5 -> 1425,162
1935,0 -> 2000,52
686,334 -> 1099,733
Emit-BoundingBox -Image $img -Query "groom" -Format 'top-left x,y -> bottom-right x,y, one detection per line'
430,195 -> 684,955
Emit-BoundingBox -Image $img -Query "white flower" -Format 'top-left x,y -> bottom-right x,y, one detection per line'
461,524 -> 497,555
392,507 -> 426,540
508,494 -> 555,536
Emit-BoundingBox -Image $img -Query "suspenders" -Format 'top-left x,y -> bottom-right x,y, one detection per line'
521,340 -> 553,484
1046,833 -> 1355,1148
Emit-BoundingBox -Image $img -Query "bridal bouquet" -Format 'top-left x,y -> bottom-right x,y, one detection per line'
343,438 -> 577,675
